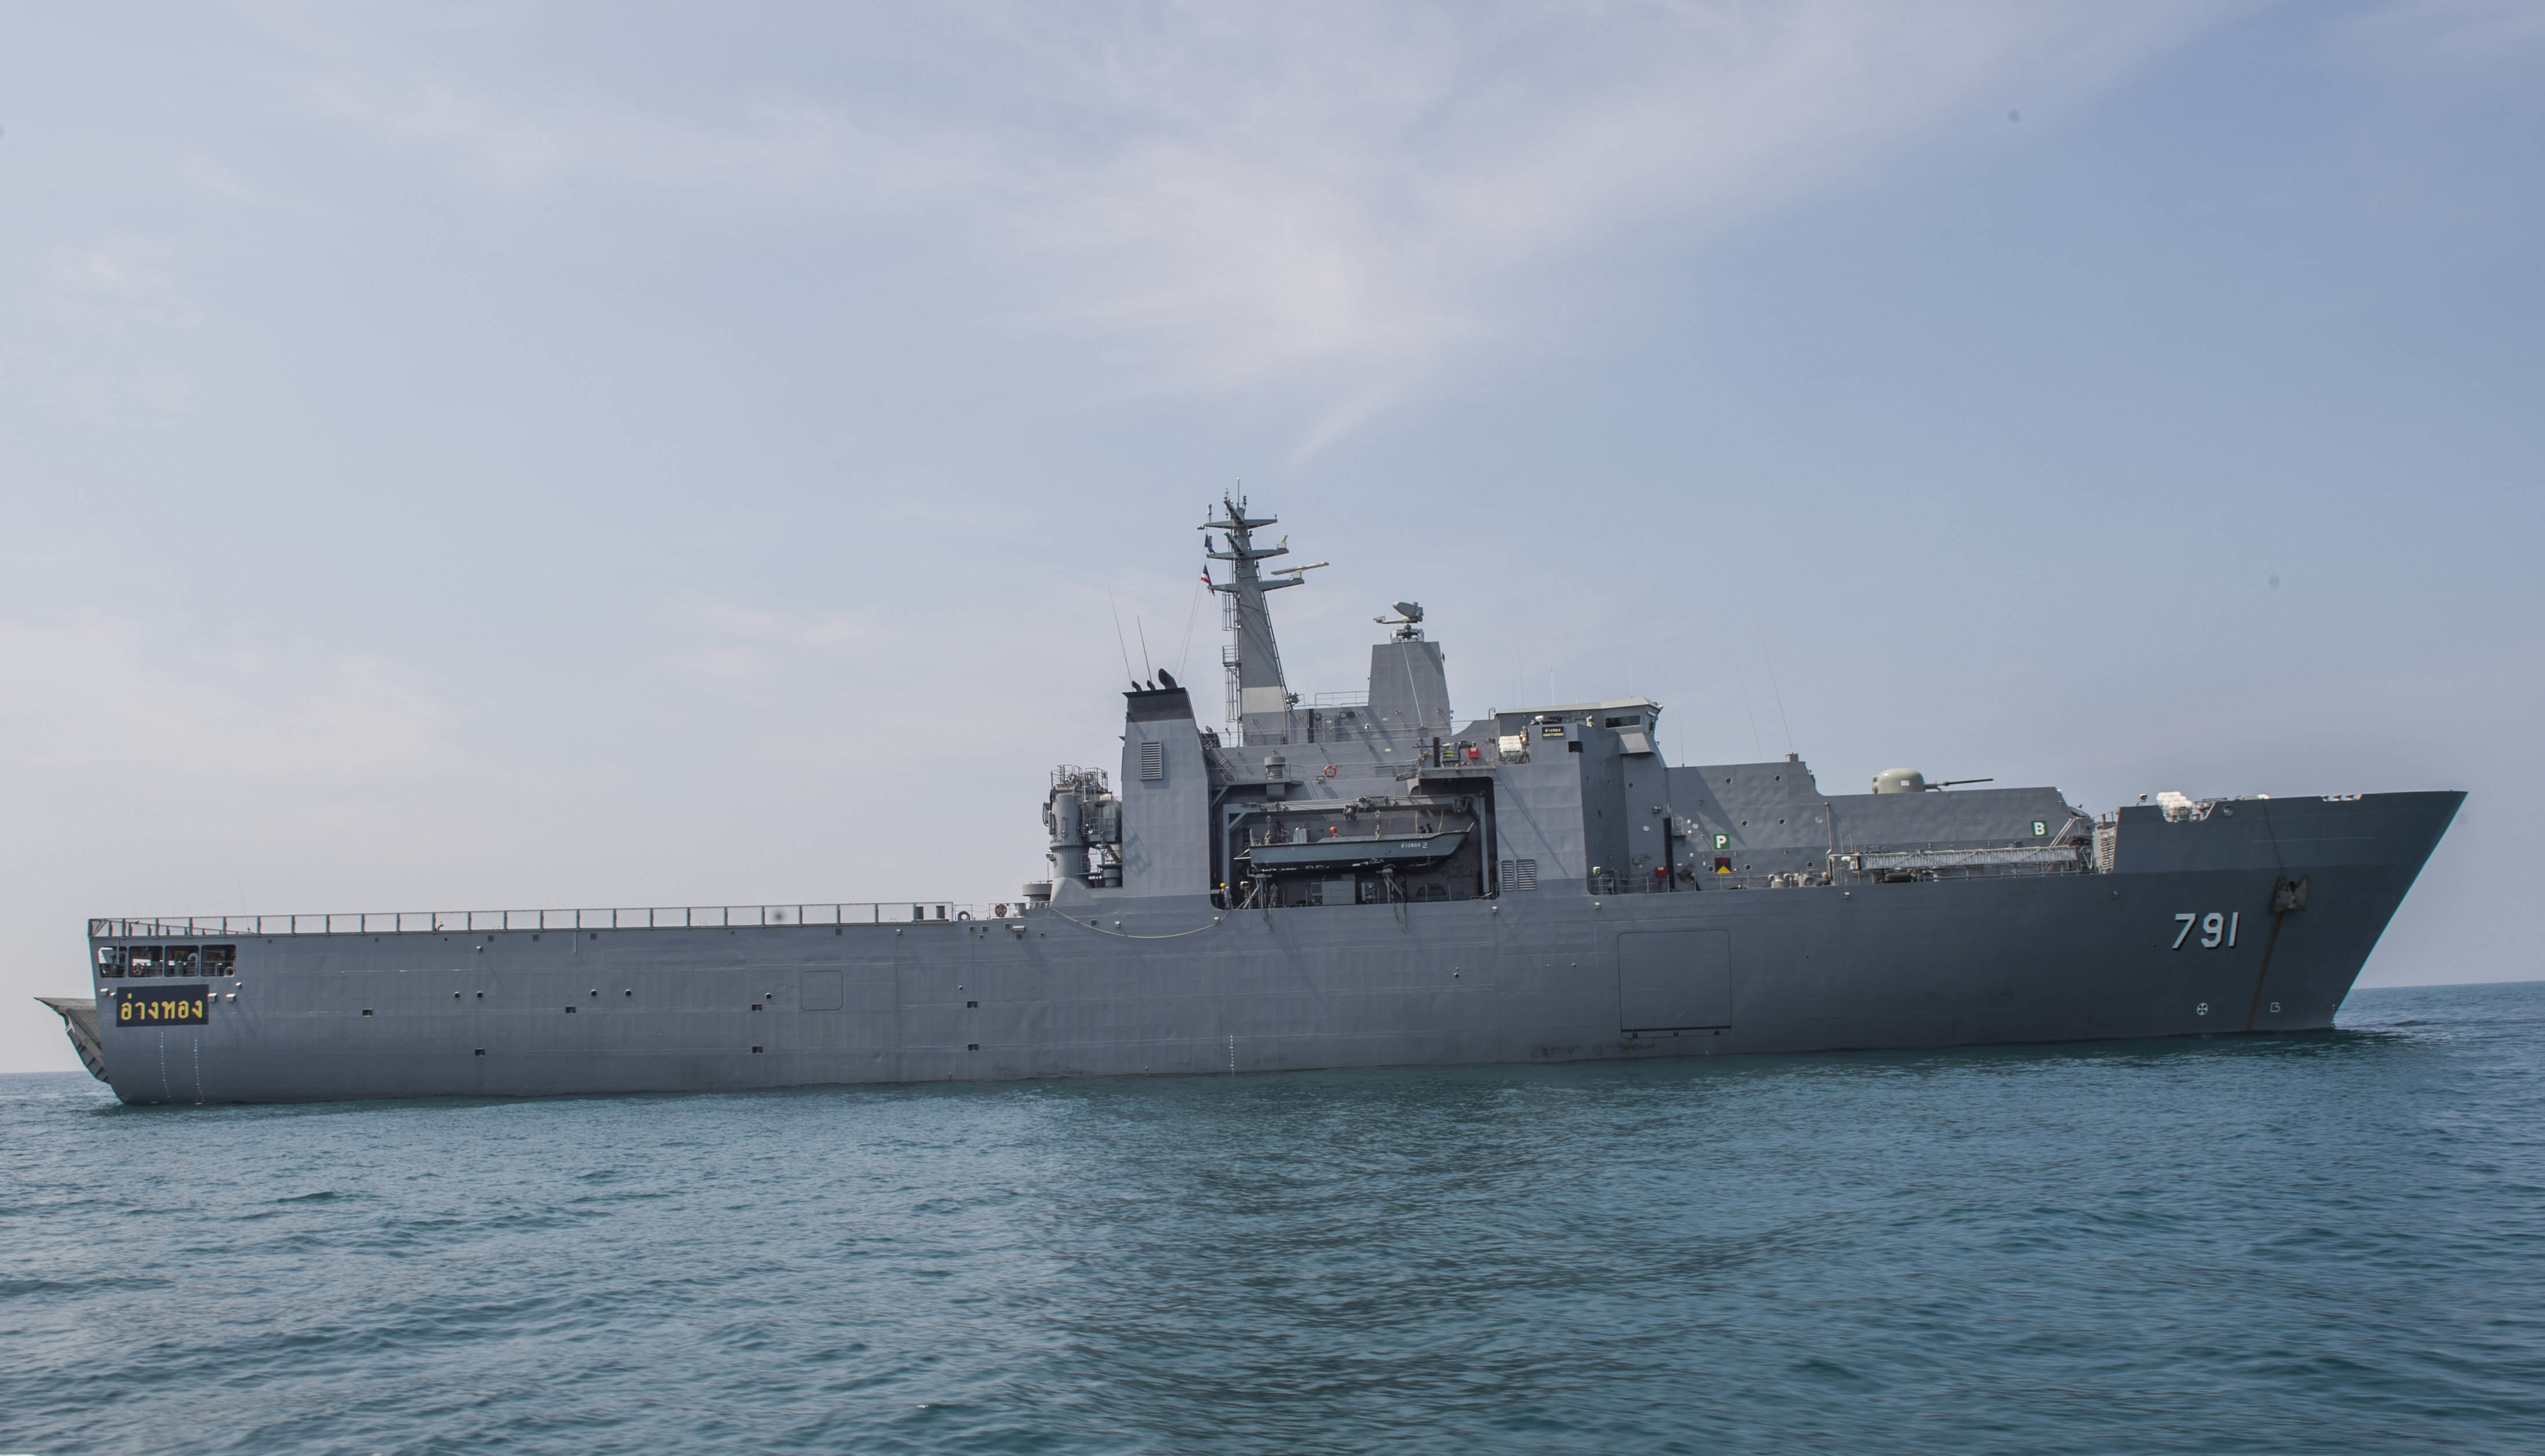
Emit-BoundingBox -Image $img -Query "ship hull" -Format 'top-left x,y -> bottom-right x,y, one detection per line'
75,791 -> 2460,1105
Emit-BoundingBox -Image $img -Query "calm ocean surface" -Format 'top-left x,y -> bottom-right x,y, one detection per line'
6,981 -> 2543,1455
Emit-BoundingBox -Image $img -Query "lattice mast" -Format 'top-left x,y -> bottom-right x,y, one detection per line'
1203,494 -> 1306,745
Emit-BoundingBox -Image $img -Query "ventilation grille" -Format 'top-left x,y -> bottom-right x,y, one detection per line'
1139,741 -> 1165,780
1501,859 -> 1538,891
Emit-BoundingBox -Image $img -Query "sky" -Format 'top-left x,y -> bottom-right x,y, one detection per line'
3,0 -> 2538,1073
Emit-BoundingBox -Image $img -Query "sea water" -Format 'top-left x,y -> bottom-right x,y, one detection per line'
5,981 -> 2542,1455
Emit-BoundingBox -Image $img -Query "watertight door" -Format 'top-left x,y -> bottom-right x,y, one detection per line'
800,969 -> 845,1011
1617,930 -> 1731,1030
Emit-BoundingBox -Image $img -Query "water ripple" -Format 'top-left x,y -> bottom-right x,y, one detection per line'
3,983 -> 2543,1453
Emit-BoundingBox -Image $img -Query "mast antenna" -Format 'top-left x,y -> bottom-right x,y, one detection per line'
1756,623 -> 1796,756
1107,587 -> 1137,687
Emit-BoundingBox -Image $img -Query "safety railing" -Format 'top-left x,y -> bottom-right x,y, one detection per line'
1834,844 -> 2089,884
1586,871 -> 1680,896
1696,872 -> 1836,891
1669,844 -> 2091,892
90,902 -> 998,939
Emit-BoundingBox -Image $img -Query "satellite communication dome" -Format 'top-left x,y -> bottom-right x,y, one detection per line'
1871,767 -> 1928,795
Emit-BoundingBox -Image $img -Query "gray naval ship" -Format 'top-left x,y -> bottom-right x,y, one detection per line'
46,498 -> 2462,1104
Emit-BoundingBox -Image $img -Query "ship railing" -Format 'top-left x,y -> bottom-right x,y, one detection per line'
89,903 -> 997,939
1585,871 -> 1679,896
1680,863 -> 2090,891
1241,884 -> 1483,908
1671,871 -> 1833,891
1661,844 -> 2092,892
1825,844 -> 2090,885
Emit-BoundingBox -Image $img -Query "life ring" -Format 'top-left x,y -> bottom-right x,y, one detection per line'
1321,764 -> 1338,779
993,903 -> 1009,918
956,910 -> 972,921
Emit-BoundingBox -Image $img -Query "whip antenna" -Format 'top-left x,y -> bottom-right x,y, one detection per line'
1107,588 -> 1136,687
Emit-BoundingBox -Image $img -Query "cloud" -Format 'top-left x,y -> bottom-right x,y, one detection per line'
293,70 -> 976,197
1031,137 -> 1474,387
175,152 -> 263,203
1013,1 -> 2234,404
37,235 -> 201,329
2331,0 -> 2545,74
0,615 -> 461,779
304,78 -> 575,183
257,1 -> 2237,444
676,601 -> 888,650
23,236 -> 205,422
659,599 -> 894,683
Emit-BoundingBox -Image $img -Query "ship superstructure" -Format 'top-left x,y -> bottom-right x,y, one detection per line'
46,498 -> 2462,1104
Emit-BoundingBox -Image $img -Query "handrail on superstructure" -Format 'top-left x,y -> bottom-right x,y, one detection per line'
89,902 -> 994,939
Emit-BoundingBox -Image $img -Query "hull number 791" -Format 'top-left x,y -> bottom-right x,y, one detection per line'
2172,911 -> 2239,950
